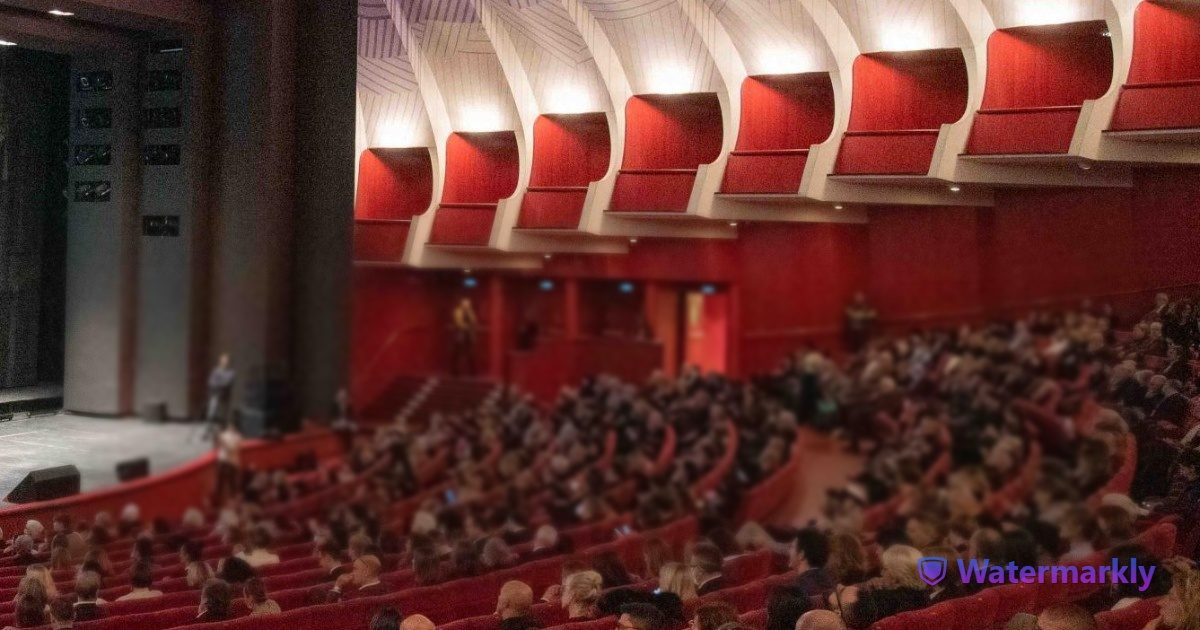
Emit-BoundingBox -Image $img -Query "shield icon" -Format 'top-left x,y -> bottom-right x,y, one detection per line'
918,556 -> 948,586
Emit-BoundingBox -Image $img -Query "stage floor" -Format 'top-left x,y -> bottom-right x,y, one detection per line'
0,413 -> 208,505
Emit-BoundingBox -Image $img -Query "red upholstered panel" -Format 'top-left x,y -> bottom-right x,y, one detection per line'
1127,1 -> 1200,84
867,206 -> 983,323
610,170 -> 697,212
529,113 -> 610,187
441,131 -> 519,204
353,220 -> 410,263
354,148 -> 433,220
735,74 -> 835,151
834,130 -> 940,175
981,22 -> 1113,110
518,189 -> 590,228
621,94 -> 723,169
518,113 -> 610,229
966,106 -> 1083,154
722,151 -> 809,194
1111,80 -> 1200,131
430,204 -> 497,246
720,74 -> 832,193
847,51 -> 969,132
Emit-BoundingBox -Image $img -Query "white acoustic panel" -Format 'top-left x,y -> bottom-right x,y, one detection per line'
579,0 -> 721,94
705,0 -> 834,75
359,3 -> 434,147
982,0 -> 1108,29
420,20 -> 523,131
491,0 -> 609,114
830,0 -> 970,52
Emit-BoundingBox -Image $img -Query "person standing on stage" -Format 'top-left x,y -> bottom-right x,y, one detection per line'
205,353 -> 236,437
451,298 -> 479,376
214,418 -> 243,504
330,387 -> 357,451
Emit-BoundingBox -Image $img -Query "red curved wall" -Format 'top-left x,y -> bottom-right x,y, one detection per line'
722,74 -> 835,194
968,21 -> 1113,154
354,148 -> 433,220
610,94 -> 723,212
519,113 -> 611,229
836,50 -> 968,175
432,131 -> 519,246
1112,2 -> 1200,132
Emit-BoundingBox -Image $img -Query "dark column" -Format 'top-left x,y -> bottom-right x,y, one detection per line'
291,0 -> 355,419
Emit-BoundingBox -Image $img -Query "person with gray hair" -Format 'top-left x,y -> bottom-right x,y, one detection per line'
72,570 -> 104,621
795,610 -> 845,630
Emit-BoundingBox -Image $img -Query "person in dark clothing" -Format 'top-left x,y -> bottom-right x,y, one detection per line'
842,585 -> 928,629
195,579 -> 233,623
618,603 -> 667,630
765,585 -> 813,630
690,542 -> 725,596
71,571 -> 105,622
791,528 -> 834,598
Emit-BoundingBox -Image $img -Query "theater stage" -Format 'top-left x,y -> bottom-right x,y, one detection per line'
0,413 -> 208,505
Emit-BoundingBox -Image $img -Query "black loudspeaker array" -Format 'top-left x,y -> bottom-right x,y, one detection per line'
140,41 -> 184,236
6,465 -> 81,503
72,70 -> 113,204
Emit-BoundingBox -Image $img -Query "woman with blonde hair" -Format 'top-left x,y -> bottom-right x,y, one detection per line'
659,561 -> 698,603
25,565 -> 58,600
560,569 -> 603,619
11,574 -> 47,604
1144,566 -> 1200,630
878,545 -> 926,591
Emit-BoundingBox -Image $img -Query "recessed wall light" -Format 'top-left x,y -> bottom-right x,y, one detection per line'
834,205 -> 844,210
0,40 -> 17,47
629,238 -> 638,244
49,9 -> 75,16
728,222 -> 738,227
1078,162 -> 1093,171
948,185 -> 962,193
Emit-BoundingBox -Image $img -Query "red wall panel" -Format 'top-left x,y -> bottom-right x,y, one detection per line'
353,220 -> 410,263
530,114 -> 610,187
847,51 -> 969,132
354,148 -> 433,220
441,131 -> 520,204
867,206 -> 983,322
736,74 -> 835,151
1111,82 -> 1200,131
722,152 -> 810,194
966,107 -> 1082,154
621,94 -> 724,169
1127,1 -> 1200,84
518,190 -> 590,229
430,205 -> 497,246
980,22 -> 1113,109
979,188 -> 1140,309
610,171 -> 697,212
834,130 -> 940,175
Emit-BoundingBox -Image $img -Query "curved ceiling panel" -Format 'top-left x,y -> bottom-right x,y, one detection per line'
981,0 -> 1108,29
830,0 -> 971,53
488,0 -> 610,114
704,0 -> 834,75
359,1 -> 433,148
392,0 -> 522,132
579,0 -> 722,95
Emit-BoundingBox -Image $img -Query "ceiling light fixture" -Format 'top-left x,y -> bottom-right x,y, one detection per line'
48,9 -> 74,16
834,204 -> 844,210
949,185 -> 962,193
0,40 -> 17,46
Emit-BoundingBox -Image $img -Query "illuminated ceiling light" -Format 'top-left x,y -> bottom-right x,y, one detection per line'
375,121 -> 418,148
1101,29 -> 1112,38
0,40 -> 17,46
543,253 -> 552,259
757,47 -> 816,75
728,221 -> 738,227
459,106 -> 505,133
648,63 -> 692,95
48,9 -> 74,16
877,24 -> 937,53
1014,0 -> 1080,27
948,185 -> 962,193
629,237 -> 638,244
463,268 -> 472,274
834,204 -> 844,210
1078,161 -> 1093,170
545,86 -> 593,115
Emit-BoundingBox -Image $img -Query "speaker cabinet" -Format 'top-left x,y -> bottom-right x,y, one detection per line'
116,458 -> 150,482
6,465 -> 81,503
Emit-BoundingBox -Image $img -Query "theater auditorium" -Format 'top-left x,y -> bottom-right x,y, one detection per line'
0,0 -> 1198,628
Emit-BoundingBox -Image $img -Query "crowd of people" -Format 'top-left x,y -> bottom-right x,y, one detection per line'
0,292 -> 1197,630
